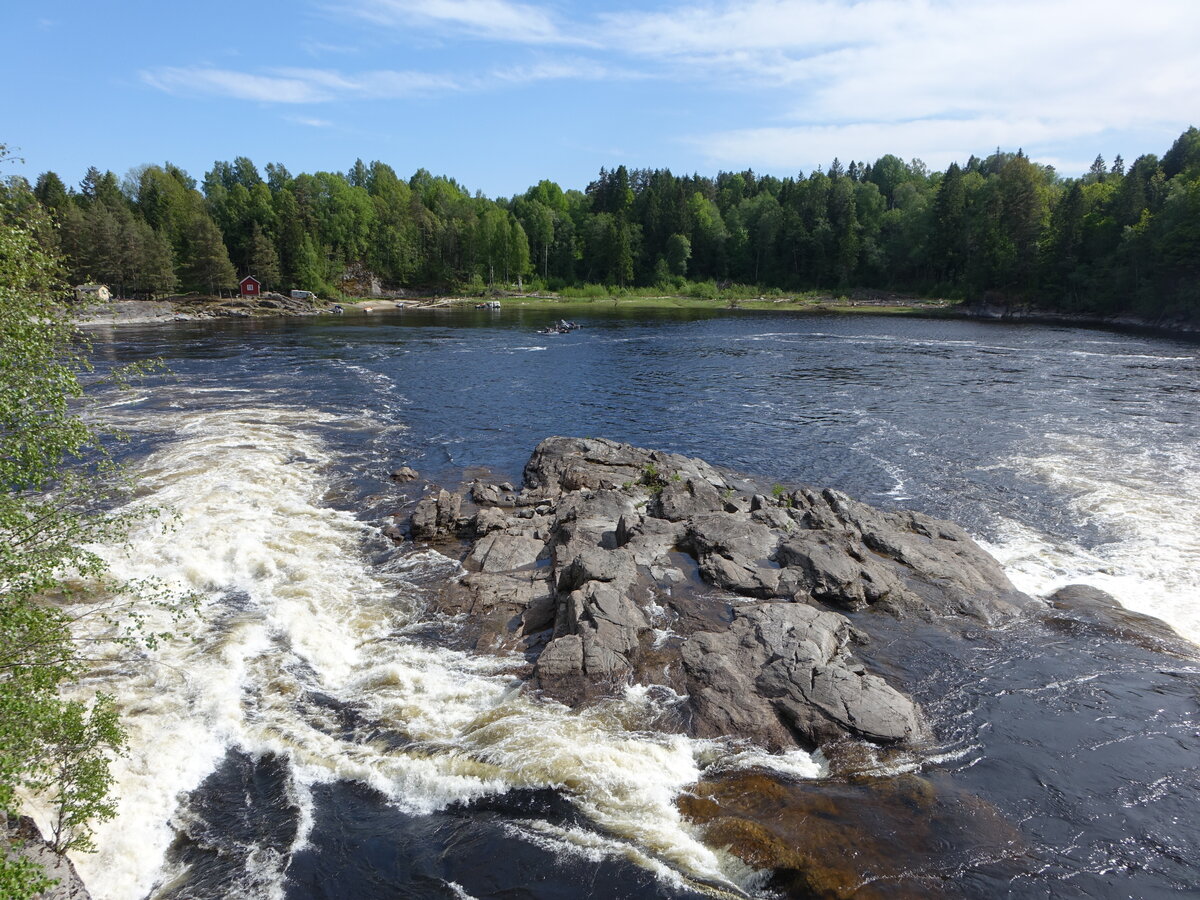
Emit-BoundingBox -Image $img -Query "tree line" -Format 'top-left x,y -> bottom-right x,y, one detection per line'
7,126 -> 1200,318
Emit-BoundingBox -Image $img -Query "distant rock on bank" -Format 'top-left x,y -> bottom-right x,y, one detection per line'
76,292 -> 333,326
407,437 -> 1039,753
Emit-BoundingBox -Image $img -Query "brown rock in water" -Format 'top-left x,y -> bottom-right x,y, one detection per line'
390,465 -> 419,482
678,771 -> 1023,899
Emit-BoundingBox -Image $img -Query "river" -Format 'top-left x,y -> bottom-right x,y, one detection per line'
51,308 -> 1200,898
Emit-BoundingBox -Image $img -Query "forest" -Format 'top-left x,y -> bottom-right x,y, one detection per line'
5,126 -> 1200,320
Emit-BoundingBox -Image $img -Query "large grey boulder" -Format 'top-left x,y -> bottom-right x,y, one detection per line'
654,476 -> 724,521
1046,583 -> 1190,654
682,513 -> 784,598
420,436 -> 1042,752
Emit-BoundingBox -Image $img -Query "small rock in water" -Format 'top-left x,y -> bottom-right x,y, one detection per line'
390,465 -> 419,482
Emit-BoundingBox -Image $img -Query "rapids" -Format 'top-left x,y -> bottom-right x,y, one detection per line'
35,308 -> 1200,898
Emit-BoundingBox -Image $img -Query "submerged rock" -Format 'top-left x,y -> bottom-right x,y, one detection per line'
1045,583 -> 1192,655
417,436 -> 1043,753
678,770 -> 1023,899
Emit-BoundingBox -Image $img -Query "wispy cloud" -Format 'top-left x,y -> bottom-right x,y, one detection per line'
484,58 -> 639,86
338,0 -> 573,44
141,0 -> 1199,176
301,40 -> 361,57
284,115 -> 335,128
141,56 -> 627,104
141,68 -> 335,103
141,66 -> 460,102
691,118 -> 1081,173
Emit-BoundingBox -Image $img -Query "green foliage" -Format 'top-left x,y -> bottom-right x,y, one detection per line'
27,696 -> 122,854
16,125 -> 1200,322
0,853 -> 55,898
559,283 -> 611,300
1,152 -> 187,895
638,463 -> 669,495
181,212 -> 236,293
246,223 -> 281,289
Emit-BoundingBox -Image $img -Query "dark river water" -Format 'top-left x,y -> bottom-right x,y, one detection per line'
59,307 -> 1200,899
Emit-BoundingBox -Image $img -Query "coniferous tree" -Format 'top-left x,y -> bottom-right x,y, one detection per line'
181,213 -> 236,294
931,163 -> 968,284
33,172 -> 71,217
246,223 -> 281,289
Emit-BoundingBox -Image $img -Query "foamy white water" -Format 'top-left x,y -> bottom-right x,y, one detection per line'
40,404 -> 817,899
982,432 -> 1200,644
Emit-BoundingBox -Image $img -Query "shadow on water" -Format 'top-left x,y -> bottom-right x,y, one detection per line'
156,751 -> 710,900
287,782 -> 711,900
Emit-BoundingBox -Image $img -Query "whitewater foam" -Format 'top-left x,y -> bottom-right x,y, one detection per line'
983,432 -> 1200,644
43,404 -> 818,899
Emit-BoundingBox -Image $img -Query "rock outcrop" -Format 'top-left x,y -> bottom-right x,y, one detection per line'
410,437 -> 1035,752
2,815 -> 91,899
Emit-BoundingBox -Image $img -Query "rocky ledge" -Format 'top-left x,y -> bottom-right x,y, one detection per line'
1,815 -> 91,899
406,437 -> 1037,754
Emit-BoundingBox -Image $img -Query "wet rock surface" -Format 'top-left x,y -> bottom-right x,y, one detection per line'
409,436 -> 1036,752
678,770 -> 1023,899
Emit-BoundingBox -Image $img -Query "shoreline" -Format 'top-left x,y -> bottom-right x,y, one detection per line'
75,292 -> 1200,340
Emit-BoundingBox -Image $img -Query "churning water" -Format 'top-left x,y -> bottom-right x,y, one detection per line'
39,308 -> 1200,898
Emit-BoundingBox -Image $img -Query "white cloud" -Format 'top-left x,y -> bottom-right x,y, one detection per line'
692,118 -> 1094,173
340,0 -> 571,43
142,0 -> 1199,174
141,66 -> 461,102
284,115 -> 335,128
141,56 -> 624,105
484,58 -> 639,86
141,68 -> 335,103
618,0 -> 1200,169
301,40 -> 361,56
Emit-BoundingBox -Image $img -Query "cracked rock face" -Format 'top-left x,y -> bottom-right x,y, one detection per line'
409,436 -> 1035,751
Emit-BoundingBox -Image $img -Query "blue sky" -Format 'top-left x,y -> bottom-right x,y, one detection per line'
3,0 -> 1198,198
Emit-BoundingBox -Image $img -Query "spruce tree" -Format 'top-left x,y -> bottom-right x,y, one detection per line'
182,213 -> 236,294
246,223 -> 281,290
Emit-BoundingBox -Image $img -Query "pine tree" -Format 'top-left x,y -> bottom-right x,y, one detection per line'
181,213 -> 236,294
246,223 -> 281,289
931,163 -> 968,284
133,223 -> 177,296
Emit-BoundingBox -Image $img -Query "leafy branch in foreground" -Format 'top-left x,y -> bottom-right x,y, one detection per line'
1,146 -> 188,895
